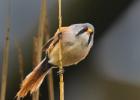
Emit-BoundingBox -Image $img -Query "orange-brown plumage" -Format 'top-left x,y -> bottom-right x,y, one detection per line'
16,58 -> 50,98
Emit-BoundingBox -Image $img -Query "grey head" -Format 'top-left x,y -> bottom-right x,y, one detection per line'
69,23 -> 95,46
69,23 -> 94,35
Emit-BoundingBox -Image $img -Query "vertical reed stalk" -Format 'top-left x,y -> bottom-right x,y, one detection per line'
17,47 -> 24,82
0,26 -> 10,100
14,36 -> 25,82
15,41 -> 25,82
45,8 -> 55,100
58,0 -> 64,100
32,37 -> 40,100
32,0 -> 47,99
47,70 -> 54,100
0,0 -> 11,99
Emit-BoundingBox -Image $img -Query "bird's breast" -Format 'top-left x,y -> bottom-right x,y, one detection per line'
48,40 -> 90,67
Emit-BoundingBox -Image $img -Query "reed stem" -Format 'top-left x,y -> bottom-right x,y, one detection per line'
32,0 -> 47,99
0,0 -> 11,99
0,27 -> 10,100
58,0 -> 64,100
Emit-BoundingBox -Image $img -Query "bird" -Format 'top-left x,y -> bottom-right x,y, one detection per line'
16,23 -> 95,98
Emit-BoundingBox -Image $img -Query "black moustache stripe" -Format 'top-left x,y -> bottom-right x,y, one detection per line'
88,33 -> 93,45
76,27 -> 88,36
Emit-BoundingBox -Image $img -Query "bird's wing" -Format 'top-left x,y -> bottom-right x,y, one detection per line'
42,37 -> 54,52
42,32 -> 62,52
42,27 -> 68,52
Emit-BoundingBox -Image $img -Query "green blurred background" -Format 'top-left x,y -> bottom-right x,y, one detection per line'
1,0 -> 140,100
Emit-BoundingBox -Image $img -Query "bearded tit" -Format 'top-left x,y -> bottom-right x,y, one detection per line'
16,23 -> 95,98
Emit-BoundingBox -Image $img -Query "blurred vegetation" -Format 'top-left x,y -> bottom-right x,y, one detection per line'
1,0 -> 138,100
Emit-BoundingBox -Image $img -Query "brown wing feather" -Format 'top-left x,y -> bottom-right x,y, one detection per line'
42,32 -> 62,53
42,27 -> 68,52
42,37 -> 54,52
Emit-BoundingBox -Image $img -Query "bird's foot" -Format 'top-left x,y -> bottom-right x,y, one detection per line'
57,68 -> 65,75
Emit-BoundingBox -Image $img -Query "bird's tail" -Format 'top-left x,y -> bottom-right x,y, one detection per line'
16,57 -> 52,98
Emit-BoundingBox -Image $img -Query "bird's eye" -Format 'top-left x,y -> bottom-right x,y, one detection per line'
76,27 -> 88,36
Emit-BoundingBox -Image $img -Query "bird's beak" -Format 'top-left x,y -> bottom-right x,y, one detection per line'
87,27 -> 93,35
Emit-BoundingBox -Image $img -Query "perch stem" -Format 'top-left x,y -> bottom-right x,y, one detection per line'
58,40 -> 64,100
58,0 -> 64,100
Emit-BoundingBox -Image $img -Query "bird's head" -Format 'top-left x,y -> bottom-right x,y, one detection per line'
69,23 -> 95,45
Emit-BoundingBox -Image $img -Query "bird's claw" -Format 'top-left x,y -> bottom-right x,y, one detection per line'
57,68 -> 65,75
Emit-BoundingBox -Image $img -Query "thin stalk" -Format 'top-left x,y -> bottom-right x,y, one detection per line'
17,47 -> 24,82
45,10 -> 55,100
47,70 -> 54,100
58,0 -> 64,100
14,39 -> 25,82
32,0 -> 47,99
32,37 -> 39,100
43,1 -> 55,100
0,0 -> 11,99
0,27 -> 10,100
58,40 -> 64,100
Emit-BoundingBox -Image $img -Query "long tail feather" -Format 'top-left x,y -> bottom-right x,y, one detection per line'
16,57 -> 51,98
